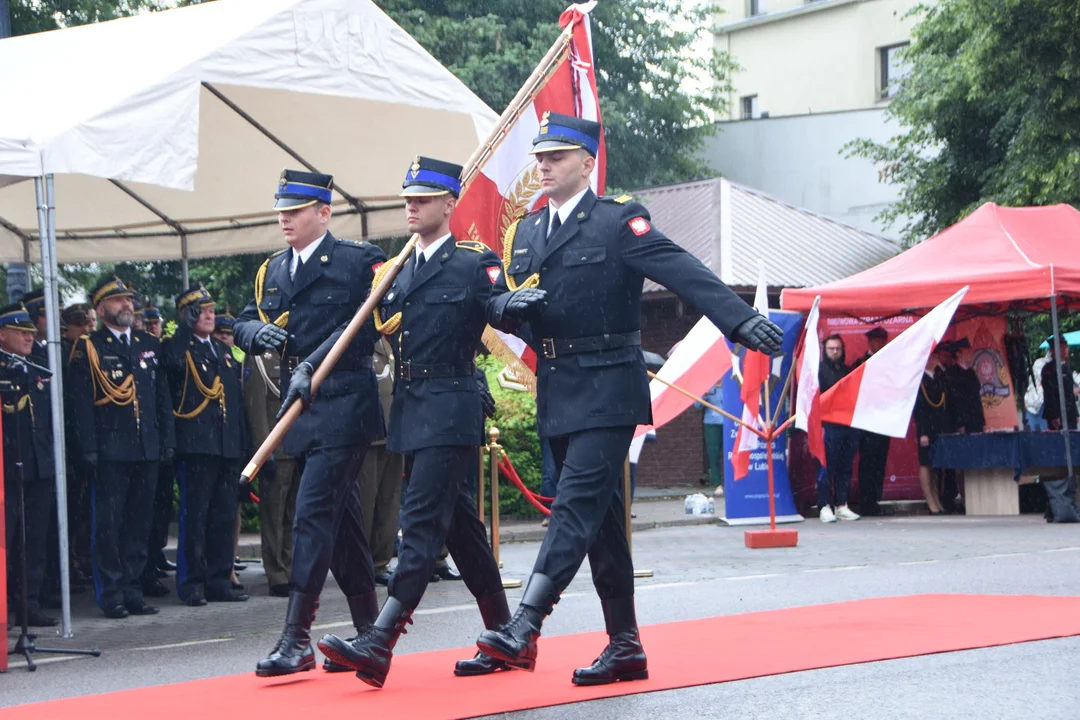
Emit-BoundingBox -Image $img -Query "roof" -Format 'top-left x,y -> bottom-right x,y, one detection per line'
781,202 -> 1080,314
631,177 -> 897,293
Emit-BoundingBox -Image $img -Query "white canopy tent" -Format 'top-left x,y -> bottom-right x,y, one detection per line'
0,0 -> 497,635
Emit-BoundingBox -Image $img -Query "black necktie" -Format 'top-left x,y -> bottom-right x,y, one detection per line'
119,333 -> 129,353
292,255 -> 304,280
549,211 -> 562,238
415,252 -> 426,273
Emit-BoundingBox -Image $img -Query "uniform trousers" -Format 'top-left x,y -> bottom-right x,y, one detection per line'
857,431 -> 890,511
258,455 -> 299,588
146,460 -> 176,571
5,468 -> 53,615
91,460 -> 158,609
358,444 -> 403,574
533,426 -> 636,600
819,425 -> 859,508
290,442 -> 375,597
390,445 -> 502,609
176,454 -> 240,599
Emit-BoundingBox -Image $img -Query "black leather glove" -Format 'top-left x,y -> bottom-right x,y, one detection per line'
161,447 -> 175,463
277,361 -> 314,420
253,323 -> 288,353
732,314 -> 784,354
478,377 -> 497,419
83,451 -> 97,468
503,288 -> 547,318
181,303 -> 201,328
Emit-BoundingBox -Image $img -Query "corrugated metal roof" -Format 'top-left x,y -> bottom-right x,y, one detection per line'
631,177 -> 898,293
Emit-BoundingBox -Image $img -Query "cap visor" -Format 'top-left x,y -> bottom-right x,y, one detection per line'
399,185 -> 451,197
274,197 -> 318,211
529,141 -> 588,155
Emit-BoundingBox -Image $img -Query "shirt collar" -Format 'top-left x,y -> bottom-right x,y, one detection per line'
292,232 -> 327,269
417,233 -> 452,263
548,186 -> 590,234
107,326 -> 131,343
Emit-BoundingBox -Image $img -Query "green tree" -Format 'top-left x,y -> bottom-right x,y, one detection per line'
9,0 -> 168,36
846,0 -> 1080,246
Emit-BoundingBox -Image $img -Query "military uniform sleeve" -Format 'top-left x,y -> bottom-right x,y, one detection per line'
485,230 -> 523,333
618,201 -> 757,338
233,280 -> 268,355
163,322 -> 192,373
66,337 -> 97,457
475,248 -> 502,315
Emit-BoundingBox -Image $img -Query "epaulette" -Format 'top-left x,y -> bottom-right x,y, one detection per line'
455,240 -> 487,253
336,238 -> 368,248
602,194 -> 634,204
524,205 -> 544,217
269,247 -> 289,259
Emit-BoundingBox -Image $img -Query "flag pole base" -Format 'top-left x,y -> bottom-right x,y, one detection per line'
744,529 -> 799,549
633,569 -> 654,579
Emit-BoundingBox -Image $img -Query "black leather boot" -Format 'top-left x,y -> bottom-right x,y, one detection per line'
323,591 -> 380,673
476,573 -> 558,672
572,596 -> 648,686
318,596 -> 413,688
255,591 -> 319,677
455,591 -> 511,676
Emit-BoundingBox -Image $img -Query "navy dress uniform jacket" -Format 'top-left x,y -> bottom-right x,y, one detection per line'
233,232 -> 388,455
309,239 -> 500,454
487,189 -> 757,437
68,328 -> 175,463
0,355 -> 56,481
163,323 -> 247,459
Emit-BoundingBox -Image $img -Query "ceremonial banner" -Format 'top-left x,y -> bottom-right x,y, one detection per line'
721,311 -> 804,525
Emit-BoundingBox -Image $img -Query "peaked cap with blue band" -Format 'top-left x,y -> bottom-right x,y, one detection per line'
214,313 -> 236,332
176,285 -> 217,313
530,111 -> 601,157
0,303 -> 36,331
21,288 -> 45,320
274,169 -> 334,211
90,275 -> 136,306
142,306 -> 162,322
400,156 -> 463,198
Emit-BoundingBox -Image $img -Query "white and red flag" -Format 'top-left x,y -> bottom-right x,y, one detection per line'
731,264 -> 770,480
797,286 -> 969,445
793,297 -> 825,465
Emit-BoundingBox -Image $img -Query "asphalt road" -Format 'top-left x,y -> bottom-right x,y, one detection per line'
4,514 -> 1080,719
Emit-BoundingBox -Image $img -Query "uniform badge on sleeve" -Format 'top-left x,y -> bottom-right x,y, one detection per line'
486,266 -> 502,284
629,217 -> 651,236
372,262 -> 384,274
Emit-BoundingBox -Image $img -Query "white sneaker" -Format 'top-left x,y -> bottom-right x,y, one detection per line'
819,506 -> 837,523
835,505 -> 861,521
713,485 -> 724,498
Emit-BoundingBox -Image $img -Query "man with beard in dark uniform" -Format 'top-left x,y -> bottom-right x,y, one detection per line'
478,113 -> 783,685
233,170 -> 387,677
310,157 -> 509,688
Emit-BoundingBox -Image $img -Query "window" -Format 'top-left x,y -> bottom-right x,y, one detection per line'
749,0 -> 765,16
879,42 -> 911,99
741,95 -> 759,120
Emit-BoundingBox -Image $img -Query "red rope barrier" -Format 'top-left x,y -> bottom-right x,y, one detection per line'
498,453 -> 552,516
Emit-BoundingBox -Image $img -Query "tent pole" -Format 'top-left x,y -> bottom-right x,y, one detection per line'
37,175 -> 73,638
181,233 -> 190,288
1049,295 -> 1074,479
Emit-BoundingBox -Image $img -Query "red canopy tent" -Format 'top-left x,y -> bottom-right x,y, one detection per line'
781,203 -> 1080,314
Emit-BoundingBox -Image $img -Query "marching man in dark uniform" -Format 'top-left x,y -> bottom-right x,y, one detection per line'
164,286 -> 249,606
141,304 -> 177,585
233,170 -> 387,677
478,113 -> 783,684
68,275 -> 175,619
311,157 -> 509,687
0,303 -> 59,626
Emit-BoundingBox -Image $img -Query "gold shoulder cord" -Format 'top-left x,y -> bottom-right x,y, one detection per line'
173,350 -> 225,420
372,262 -> 402,335
255,255 -> 290,329
501,218 -> 540,291
2,394 -> 33,426
83,336 -> 140,429
920,380 -> 945,408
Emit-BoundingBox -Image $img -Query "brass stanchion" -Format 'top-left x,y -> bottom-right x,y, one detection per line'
487,427 -> 522,589
624,455 -> 653,579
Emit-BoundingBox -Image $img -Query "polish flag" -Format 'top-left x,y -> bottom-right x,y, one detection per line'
732,265 -> 770,480
815,287 -> 969,438
634,316 -> 734,438
794,297 -> 825,465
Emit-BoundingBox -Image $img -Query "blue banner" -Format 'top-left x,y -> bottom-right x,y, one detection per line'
722,310 -> 805,525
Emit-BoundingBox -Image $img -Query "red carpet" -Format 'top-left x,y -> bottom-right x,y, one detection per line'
6,594 -> 1080,719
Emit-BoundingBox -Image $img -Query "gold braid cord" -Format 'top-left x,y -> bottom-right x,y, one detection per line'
255,255 -> 289,329
501,218 -> 540,291
481,326 -> 536,396
371,261 -> 402,335
173,351 -> 226,420
2,394 -> 33,425
83,337 -> 139,424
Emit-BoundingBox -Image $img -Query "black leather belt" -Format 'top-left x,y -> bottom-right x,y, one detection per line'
284,356 -> 373,373
398,361 -> 474,382
541,331 -> 641,359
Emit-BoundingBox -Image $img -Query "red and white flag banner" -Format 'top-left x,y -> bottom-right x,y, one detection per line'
731,264 -> 770,480
793,297 -> 825,465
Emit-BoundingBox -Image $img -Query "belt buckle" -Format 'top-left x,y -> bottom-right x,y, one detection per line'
400,361 -> 411,382
542,338 -> 556,360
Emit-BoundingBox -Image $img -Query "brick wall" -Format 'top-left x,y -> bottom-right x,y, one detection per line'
637,295 -> 707,487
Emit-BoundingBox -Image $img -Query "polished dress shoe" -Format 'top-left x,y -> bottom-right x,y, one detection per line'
207,589 -> 249,602
456,591 -> 511,677
476,574 -> 559,672
184,593 -> 208,607
232,581 -> 246,592
256,591 -> 319,677
318,596 -> 413,688
234,559 -> 248,572
433,564 -> 462,581
572,597 -> 648,686
158,558 -> 178,573
27,610 -> 60,627
104,604 -> 129,619
125,600 -> 160,616
269,583 -> 290,597
143,579 -> 170,597
323,592 -> 380,673
154,568 -> 167,579
374,569 -> 392,587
